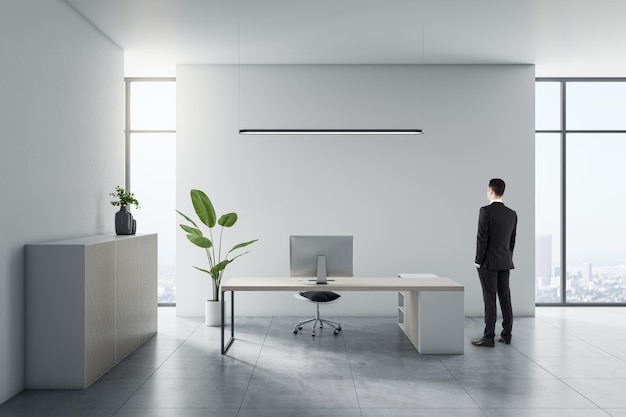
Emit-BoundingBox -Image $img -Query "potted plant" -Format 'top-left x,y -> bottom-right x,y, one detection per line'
176,189 -> 257,326
110,186 -> 140,235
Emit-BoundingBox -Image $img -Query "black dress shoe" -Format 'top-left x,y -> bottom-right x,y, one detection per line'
497,335 -> 512,345
471,338 -> 494,347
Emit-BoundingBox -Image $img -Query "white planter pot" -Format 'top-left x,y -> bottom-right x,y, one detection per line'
205,300 -> 221,326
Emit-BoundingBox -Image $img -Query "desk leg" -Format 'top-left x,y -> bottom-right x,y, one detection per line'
231,290 -> 234,339
221,290 -> 235,354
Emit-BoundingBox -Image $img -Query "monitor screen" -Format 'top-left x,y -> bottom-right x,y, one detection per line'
289,235 -> 353,283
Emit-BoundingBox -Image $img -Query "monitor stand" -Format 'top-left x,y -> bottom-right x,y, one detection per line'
306,255 -> 334,283
317,255 -> 327,284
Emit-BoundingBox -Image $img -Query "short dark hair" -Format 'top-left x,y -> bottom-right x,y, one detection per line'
489,178 -> 506,196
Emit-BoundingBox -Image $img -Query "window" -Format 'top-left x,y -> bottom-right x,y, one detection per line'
536,79 -> 626,304
125,78 -> 176,304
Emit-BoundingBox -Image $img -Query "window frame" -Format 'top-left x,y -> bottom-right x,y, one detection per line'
125,77 -> 176,307
536,77 -> 626,306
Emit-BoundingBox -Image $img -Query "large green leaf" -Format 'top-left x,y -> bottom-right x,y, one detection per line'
193,266 -> 211,275
218,212 -> 238,227
180,224 -> 202,236
227,251 -> 251,264
228,239 -> 258,254
211,259 -> 232,276
191,189 -> 216,228
186,234 -> 212,248
175,209 -> 199,229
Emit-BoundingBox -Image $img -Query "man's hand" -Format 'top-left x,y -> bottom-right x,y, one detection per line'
474,263 -> 481,268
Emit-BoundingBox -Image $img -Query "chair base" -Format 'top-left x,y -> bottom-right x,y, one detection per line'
293,303 -> 342,336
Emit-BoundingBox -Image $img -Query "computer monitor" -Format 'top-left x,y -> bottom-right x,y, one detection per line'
289,235 -> 353,284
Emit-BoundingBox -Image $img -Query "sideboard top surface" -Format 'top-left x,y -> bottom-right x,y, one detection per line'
27,233 -> 157,246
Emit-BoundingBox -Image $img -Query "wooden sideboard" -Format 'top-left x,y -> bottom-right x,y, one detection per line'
25,234 -> 157,388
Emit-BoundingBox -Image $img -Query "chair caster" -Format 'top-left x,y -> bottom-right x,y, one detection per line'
333,329 -> 340,335
298,326 -> 303,330
293,329 -> 299,334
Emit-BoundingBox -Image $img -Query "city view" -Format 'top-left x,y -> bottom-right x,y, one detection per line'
536,234 -> 626,303
158,264 -> 176,304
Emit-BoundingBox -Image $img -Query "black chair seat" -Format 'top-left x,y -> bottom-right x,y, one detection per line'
299,291 -> 341,302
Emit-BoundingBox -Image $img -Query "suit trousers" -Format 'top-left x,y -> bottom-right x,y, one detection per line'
477,268 -> 513,339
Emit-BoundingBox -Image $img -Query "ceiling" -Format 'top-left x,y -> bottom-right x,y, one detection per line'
63,0 -> 626,76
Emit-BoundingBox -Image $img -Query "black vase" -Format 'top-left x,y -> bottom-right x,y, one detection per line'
115,206 -> 136,235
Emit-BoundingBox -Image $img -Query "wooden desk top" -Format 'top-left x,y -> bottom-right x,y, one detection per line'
221,276 -> 464,292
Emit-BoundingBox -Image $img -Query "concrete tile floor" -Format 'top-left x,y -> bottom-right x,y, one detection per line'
2,307 -> 626,416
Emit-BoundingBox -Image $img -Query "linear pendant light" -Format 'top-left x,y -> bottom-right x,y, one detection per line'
239,129 -> 423,135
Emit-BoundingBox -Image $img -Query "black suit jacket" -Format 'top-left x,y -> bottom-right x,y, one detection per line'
475,201 -> 517,270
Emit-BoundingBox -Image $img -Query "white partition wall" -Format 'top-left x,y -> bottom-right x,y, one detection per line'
176,64 -> 535,318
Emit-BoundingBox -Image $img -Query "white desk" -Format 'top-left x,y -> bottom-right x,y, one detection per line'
220,276 -> 464,354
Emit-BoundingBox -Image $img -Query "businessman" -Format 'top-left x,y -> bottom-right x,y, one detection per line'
472,178 -> 517,348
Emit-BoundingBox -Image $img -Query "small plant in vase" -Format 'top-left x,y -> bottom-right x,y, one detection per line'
110,186 -> 140,235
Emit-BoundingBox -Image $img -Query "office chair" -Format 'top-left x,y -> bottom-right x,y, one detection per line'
292,291 -> 342,336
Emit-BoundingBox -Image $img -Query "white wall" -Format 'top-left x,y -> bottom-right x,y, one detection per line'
176,64 -> 535,318
0,0 -> 123,404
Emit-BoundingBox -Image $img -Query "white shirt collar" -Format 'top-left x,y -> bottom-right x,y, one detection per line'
490,199 -> 503,204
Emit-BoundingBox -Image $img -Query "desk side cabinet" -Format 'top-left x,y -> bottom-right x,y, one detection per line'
25,234 -> 157,388
397,273 -> 464,354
